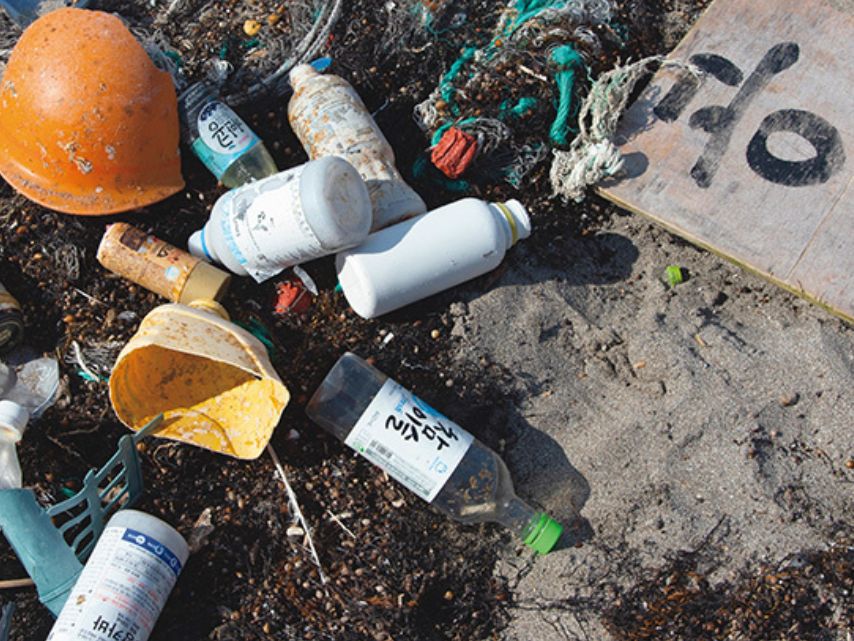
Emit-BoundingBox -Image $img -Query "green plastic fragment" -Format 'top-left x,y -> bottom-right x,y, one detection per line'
665,265 -> 685,287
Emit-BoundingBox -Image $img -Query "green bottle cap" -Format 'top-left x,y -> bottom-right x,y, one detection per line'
524,513 -> 563,555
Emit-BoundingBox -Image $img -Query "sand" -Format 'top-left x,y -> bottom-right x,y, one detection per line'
448,207 -> 853,640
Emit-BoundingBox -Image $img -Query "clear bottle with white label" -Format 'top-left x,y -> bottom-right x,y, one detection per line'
306,353 -> 563,554
179,81 -> 278,188
187,156 -> 372,283
47,509 -> 188,641
336,197 -> 531,319
288,64 -> 427,231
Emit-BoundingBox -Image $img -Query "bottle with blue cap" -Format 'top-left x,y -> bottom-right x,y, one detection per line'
307,353 -> 563,555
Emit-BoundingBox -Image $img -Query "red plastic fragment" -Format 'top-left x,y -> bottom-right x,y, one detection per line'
274,278 -> 311,315
430,127 -> 478,179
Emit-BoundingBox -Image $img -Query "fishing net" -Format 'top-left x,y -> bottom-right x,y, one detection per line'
0,0 -> 342,105
412,0 -> 618,190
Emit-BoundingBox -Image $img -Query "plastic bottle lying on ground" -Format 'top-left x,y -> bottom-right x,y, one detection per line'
0,280 -> 23,353
288,64 -> 427,231
307,353 -> 563,554
188,156 -> 371,283
0,400 -> 29,489
47,510 -> 188,641
0,356 -> 60,489
97,223 -> 231,304
179,81 -> 278,187
336,197 -> 531,318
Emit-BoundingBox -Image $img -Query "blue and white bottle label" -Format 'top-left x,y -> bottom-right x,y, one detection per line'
345,379 -> 473,502
193,101 -> 259,179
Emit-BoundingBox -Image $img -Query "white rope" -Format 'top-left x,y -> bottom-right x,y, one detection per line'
550,56 -> 698,201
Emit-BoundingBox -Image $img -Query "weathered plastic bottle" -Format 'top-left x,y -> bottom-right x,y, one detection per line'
179,81 -> 278,187
97,223 -> 231,304
188,156 -> 372,283
0,400 -> 28,489
47,510 -> 188,641
306,353 -> 563,554
336,197 -> 531,318
0,280 -> 23,353
288,64 -> 427,231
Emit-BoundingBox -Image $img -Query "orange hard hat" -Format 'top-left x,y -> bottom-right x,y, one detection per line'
0,8 -> 184,215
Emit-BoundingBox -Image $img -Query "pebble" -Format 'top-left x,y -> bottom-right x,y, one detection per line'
430,329 -> 440,339
286,524 -> 305,538
778,392 -> 799,407
845,459 -> 854,469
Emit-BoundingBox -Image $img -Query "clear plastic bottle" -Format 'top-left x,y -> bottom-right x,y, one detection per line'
306,353 -> 563,554
179,81 -> 278,188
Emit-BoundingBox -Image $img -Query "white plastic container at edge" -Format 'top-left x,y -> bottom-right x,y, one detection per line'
47,509 -> 189,641
336,197 -> 531,318
0,399 -> 29,489
188,156 -> 372,283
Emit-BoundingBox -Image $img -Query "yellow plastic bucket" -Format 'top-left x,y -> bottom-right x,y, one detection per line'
109,301 -> 289,459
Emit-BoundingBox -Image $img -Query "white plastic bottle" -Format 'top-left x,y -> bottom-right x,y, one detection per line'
188,156 -> 372,283
336,198 -> 531,318
288,64 -> 427,231
47,510 -> 189,641
0,400 -> 28,489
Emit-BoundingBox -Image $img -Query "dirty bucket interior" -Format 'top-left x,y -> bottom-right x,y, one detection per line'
110,344 -> 285,459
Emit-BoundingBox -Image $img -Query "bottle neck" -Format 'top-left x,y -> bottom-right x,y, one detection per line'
490,202 -> 520,250
494,495 -> 539,539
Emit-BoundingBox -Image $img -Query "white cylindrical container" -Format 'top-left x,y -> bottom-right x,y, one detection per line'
0,399 -> 28,489
188,156 -> 372,283
47,510 -> 189,641
288,64 -> 427,231
336,198 -> 531,319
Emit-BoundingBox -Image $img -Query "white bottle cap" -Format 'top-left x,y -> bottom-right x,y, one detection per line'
0,399 -> 29,443
187,230 -> 208,260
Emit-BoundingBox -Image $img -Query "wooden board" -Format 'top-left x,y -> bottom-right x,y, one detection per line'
599,0 -> 854,322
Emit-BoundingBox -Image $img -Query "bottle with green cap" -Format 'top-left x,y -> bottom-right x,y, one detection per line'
306,352 -> 563,554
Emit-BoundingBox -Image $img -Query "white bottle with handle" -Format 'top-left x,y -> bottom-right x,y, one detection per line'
336,197 -> 531,319
188,156 -> 372,283
288,64 -> 427,231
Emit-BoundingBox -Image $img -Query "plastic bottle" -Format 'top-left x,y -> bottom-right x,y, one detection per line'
179,81 -> 278,187
0,400 -> 28,489
306,353 -> 563,554
0,280 -> 23,353
47,510 -> 188,641
97,223 -> 231,304
188,156 -> 372,283
288,64 -> 427,231
336,197 -> 531,319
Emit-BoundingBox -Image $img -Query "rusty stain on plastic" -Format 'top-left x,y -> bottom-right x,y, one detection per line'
109,303 -> 288,459
0,8 -> 184,215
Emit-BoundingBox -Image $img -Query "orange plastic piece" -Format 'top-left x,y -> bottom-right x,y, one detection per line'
274,278 -> 311,315
0,8 -> 184,215
430,127 -> 478,179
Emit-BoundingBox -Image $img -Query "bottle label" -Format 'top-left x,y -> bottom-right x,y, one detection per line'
217,165 -> 324,283
290,87 -> 393,180
100,225 -> 200,302
345,379 -> 473,502
48,525 -> 183,641
193,101 -> 259,179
